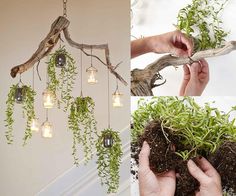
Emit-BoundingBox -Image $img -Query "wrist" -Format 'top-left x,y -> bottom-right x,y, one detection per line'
145,35 -> 162,53
141,36 -> 156,54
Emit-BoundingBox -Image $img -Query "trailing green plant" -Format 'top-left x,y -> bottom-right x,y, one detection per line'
132,97 -> 236,160
68,96 -> 97,165
96,128 -> 123,194
176,0 -> 229,51
47,46 -> 77,111
5,84 -> 37,145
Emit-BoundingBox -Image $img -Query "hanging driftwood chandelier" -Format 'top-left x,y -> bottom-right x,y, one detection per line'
10,0 -> 128,88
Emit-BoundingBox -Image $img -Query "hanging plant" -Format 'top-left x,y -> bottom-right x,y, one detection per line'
96,128 -> 123,193
176,0 -> 229,51
5,84 -> 37,145
68,96 -> 98,165
47,46 -> 77,111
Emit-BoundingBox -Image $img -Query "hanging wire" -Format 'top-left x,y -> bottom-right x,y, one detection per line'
80,47 -> 83,97
35,56 -> 42,81
107,66 -> 111,128
32,65 -> 35,91
46,56 -> 49,87
91,47 -> 93,66
63,0 -> 68,17
18,73 -> 23,86
46,109 -> 49,121
45,57 -> 50,118
115,78 -> 119,92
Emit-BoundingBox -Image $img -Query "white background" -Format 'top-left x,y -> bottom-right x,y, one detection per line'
131,0 -> 236,96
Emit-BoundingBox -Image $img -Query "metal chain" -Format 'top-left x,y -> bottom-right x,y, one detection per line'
91,47 -> 93,66
63,0 -> 67,17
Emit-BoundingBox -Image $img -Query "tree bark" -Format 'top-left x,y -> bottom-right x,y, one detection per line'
131,41 -> 236,96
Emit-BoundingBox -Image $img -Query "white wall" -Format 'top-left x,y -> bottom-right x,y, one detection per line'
131,0 -> 236,96
0,0 -> 130,196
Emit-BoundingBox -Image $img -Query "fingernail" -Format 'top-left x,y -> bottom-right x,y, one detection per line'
187,159 -> 195,167
143,141 -> 147,146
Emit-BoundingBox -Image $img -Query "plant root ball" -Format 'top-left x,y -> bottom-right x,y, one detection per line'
132,120 -> 236,195
209,142 -> 236,194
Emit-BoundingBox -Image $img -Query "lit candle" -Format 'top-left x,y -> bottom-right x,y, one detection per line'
88,71 -> 97,84
41,121 -> 53,138
112,92 -> 123,107
30,118 -> 39,132
86,66 -> 98,84
42,89 -> 55,109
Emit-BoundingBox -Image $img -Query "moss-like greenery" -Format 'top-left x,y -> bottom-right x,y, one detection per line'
132,97 -> 236,160
5,84 -> 36,145
177,0 -> 229,51
47,46 -> 77,111
96,128 -> 123,193
68,96 -> 97,165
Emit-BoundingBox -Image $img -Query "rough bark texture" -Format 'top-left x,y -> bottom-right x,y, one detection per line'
10,16 -> 127,86
131,41 -> 236,96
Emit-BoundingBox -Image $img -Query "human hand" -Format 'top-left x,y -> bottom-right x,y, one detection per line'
179,59 -> 209,96
138,141 -> 176,196
187,157 -> 222,196
131,30 -> 193,58
148,30 -> 193,57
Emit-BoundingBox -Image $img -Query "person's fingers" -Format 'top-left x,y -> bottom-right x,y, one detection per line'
196,157 -> 219,178
180,33 -> 194,56
189,62 -> 200,80
139,141 -> 151,170
164,170 -> 176,178
187,159 -> 209,183
183,64 -> 190,75
169,46 -> 185,57
179,64 -> 190,96
199,59 -> 209,74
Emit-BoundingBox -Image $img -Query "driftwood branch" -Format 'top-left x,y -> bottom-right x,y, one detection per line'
63,28 -> 128,86
11,16 -> 69,78
10,16 -> 127,86
131,41 -> 236,96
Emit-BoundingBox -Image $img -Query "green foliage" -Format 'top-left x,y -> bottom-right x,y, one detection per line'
5,84 -> 36,145
176,0 -> 229,51
5,84 -> 17,144
68,96 -> 97,165
96,128 -> 123,194
132,97 -> 236,160
47,46 -> 77,111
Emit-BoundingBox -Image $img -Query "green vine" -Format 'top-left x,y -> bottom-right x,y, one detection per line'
5,84 -> 36,145
176,0 -> 229,51
96,128 -> 123,193
47,46 -> 77,111
132,97 -> 236,160
68,96 -> 97,165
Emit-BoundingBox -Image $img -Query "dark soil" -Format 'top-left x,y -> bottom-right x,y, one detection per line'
131,120 -> 236,196
209,142 -> 236,193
